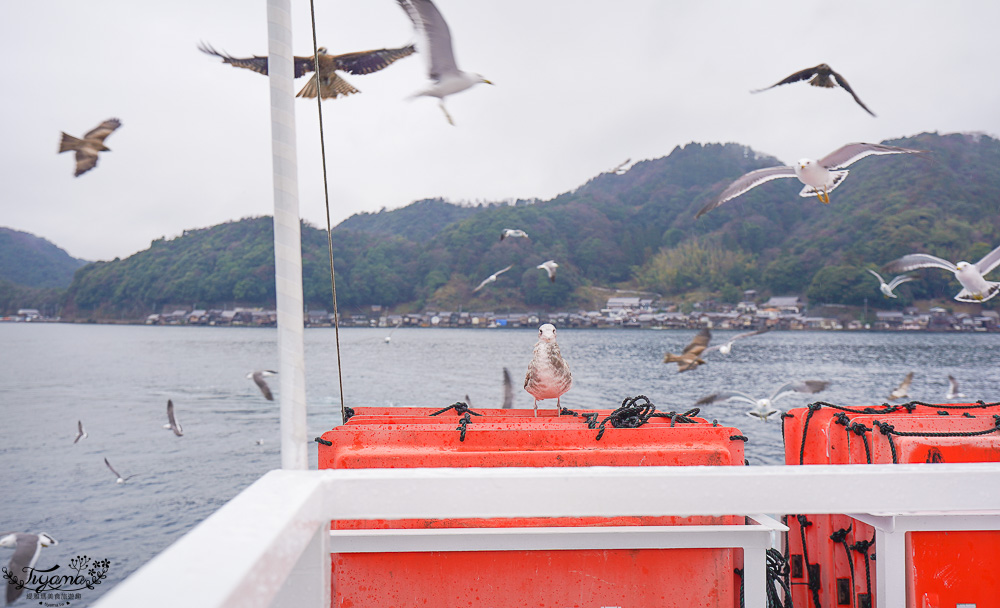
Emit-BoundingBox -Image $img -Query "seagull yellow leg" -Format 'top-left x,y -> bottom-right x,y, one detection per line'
821,189 -> 830,204
439,101 -> 455,126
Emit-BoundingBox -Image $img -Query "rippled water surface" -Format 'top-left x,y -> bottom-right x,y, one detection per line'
2,323 -> 998,604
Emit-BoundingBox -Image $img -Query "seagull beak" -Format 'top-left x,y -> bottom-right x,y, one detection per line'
483,79 -> 494,85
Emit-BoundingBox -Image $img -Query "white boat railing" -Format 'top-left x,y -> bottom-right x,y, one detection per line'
94,462 -> 1000,608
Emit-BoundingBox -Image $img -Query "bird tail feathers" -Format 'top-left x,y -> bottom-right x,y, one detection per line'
59,133 -> 82,153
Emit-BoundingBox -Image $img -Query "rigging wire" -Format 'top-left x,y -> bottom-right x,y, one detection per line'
308,0 -> 347,423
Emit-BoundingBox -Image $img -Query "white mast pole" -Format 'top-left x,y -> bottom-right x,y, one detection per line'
266,0 -> 308,470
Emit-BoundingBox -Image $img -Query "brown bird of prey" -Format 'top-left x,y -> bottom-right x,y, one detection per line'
663,328 -> 712,372
58,118 -> 121,176
752,63 -> 875,117
198,42 -> 416,100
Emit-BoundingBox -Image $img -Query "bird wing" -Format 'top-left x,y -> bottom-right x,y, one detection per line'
253,372 -> 274,400
974,243 -> 1000,276
682,328 -> 711,356
332,45 -> 416,75
9,534 -> 43,591
866,268 -> 886,284
886,274 -> 916,290
818,142 -> 923,170
883,253 -> 957,274
104,457 -> 121,478
829,68 -> 876,116
695,166 -> 797,218
397,0 -> 459,80
770,380 -> 830,403
495,265 -> 513,276
74,420 -> 85,443
948,375 -> 960,393
167,400 -> 183,436
473,276 -> 492,292
74,150 -> 100,177
731,327 -> 771,342
896,372 -> 914,392
750,65 -> 822,93
198,42 -> 315,78
695,391 -> 757,406
501,368 -> 513,409
83,119 -> 122,143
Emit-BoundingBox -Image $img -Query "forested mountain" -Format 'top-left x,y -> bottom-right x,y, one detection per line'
38,132 -> 1000,318
0,227 -> 88,288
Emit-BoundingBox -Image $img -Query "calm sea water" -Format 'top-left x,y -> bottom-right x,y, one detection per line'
2,323 -> 998,605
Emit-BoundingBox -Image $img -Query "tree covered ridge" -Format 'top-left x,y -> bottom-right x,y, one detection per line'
0,227 -> 88,289
41,132 -> 1000,318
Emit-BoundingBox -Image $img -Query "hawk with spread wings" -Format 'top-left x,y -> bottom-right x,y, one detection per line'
198,42 -> 416,100
58,118 -> 121,177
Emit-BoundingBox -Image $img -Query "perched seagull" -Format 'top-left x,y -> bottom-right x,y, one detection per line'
696,380 -> 830,422
695,142 -> 923,218
58,118 -> 121,177
500,229 -> 529,241
889,372 -> 914,401
945,375 -> 966,400
752,63 -> 876,116
866,269 -> 916,298
104,458 -> 137,485
396,0 -> 493,125
163,399 -> 183,437
663,328 -> 711,372
198,42 -> 415,100
524,324 -> 572,416
247,370 -> 278,401
473,265 -> 513,292
74,420 -> 88,444
537,260 -> 558,283
1,532 -> 59,605
883,243 -> 1000,302
704,327 -> 771,355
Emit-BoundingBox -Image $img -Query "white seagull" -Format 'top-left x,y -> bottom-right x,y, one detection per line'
537,260 -> 558,282
696,380 -> 830,422
704,327 -> 770,355
695,142 -> 923,218
247,370 -> 277,400
163,399 -> 183,437
74,420 -> 88,444
866,269 -> 916,298
1,532 -> 59,605
883,243 -> 1000,302
104,457 -> 137,484
396,0 -> 493,125
945,375 -> 966,400
889,372 -> 914,401
524,324 -> 572,416
385,319 -> 402,343
473,265 -> 513,292
500,229 -> 529,241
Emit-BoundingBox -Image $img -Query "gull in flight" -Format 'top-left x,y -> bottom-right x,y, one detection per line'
537,260 -> 558,282
866,269 -> 916,298
74,420 -> 88,444
473,265 -> 513,292
883,243 -> 1000,302
889,372 -> 914,401
696,380 -> 830,422
752,63 -> 876,116
247,370 -> 278,401
396,0 -> 493,125
611,158 -> 633,175
500,229 -> 529,241
663,328 -> 711,372
524,324 -> 572,416
945,375 -> 965,400
163,399 -> 183,437
695,142 -> 923,218
385,319 -> 402,343
704,327 -> 770,355
1,532 -> 59,605
58,118 -> 122,177
463,368 -> 515,410
104,458 -> 137,484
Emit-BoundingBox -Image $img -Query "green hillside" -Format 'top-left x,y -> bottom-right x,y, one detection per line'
0,227 -> 88,289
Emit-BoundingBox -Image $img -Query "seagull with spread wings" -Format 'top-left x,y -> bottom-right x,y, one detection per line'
104,458 -> 137,485
866,269 -> 916,298
752,63 -> 876,116
500,229 -> 529,241
473,265 -> 513,292
945,375 -> 965,400
889,372 -> 914,401
58,118 -> 121,177
536,260 -> 558,283
663,328 -> 711,372
247,370 -> 277,401
163,399 -> 183,437
1,532 -> 59,605
396,0 -> 493,125
704,327 -> 770,355
695,142 -> 923,218
696,380 -> 830,422
198,42 -> 415,100
74,420 -> 88,444
883,243 -> 1000,302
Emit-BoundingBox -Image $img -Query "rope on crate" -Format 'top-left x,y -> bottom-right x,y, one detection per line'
594,395 -> 699,440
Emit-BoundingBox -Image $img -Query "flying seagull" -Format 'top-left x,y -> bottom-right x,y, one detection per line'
611,158 -> 632,175
58,118 -> 122,177
74,420 -> 88,444
163,399 -> 183,437
524,324 -> 572,416
104,457 -> 137,484
696,380 -> 830,422
695,142 -> 923,218
463,368 -> 515,409
1,532 -> 59,605
866,269 -> 916,298
704,327 -> 770,355
945,375 -> 965,400
396,0 -> 493,125
473,265 -> 513,292
198,42 -> 416,100
883,243 -> 1000,302
752,63 -> 876,116
500,229 -> 529,241
247,370 -> 277,400
889,372 -> 914,401
385,319 -> 402,344
537,260 -> 558,282
663,328 -> 711,372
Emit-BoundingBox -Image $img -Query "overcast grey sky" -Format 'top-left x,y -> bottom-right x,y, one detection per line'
2,1 -> 998,262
